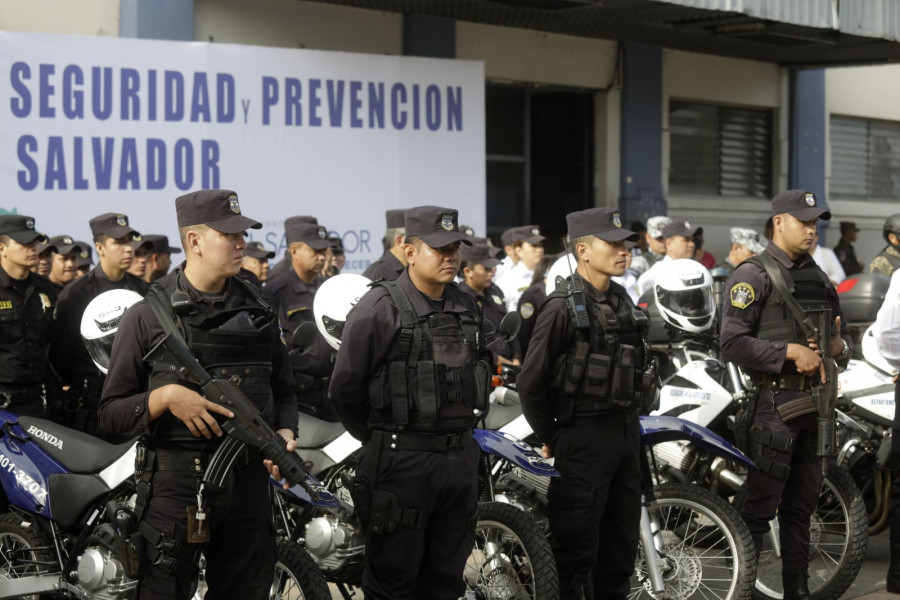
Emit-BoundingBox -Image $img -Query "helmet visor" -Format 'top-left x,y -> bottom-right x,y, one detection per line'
660,287 -> 714,318
83,336 -> 113,374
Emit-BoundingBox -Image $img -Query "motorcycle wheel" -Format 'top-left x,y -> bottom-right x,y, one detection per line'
193,539 -> 331,600
631,483 -> 756,600
752,464 -> 868,600
0,512 -> 53,600
466,500 -> 559,600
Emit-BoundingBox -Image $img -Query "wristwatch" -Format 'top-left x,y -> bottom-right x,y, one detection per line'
837,339 -> 850,361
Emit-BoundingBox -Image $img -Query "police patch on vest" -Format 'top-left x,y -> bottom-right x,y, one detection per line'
491,294 -> 503,306
730,283 -> 755,309
0,301 -> 11,310
229,195 -> 241,214
520,302 -> 535,319
39,293 -> 51,312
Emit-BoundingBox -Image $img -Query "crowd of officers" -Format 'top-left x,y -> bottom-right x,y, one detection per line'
1,185 -> 893,599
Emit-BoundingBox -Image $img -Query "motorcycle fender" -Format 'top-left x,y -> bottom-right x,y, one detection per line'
270,473 -> 344,510
474,429 -> 559,477
0,413 -> 66,519
639,415 -> 756,470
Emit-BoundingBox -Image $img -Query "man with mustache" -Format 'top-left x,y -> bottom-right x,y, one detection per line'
0,216 -> 58,418
50,212 -> 148,433
720,190 -> 851,600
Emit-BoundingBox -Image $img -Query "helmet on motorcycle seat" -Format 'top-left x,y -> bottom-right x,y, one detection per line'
80,289 -> 144,374
883,213 -> 900,244
654,259 -> 715,333
313,273 -> 372,351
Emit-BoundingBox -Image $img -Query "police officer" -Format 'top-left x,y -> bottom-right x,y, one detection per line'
495,225 -> 545,312
268,215 -> 318,281
518,208 -> 647,599
141,235 -> 182,283
634,219 -> 699,298
630,215 -> 671,275
99,189 -> 298,600
74,241 -> 93,279
834,221 -> 863,277
238,241 -> 275,287
127,238 -> 154,279
516,255 -> 554,358
264,220 -> 336,419
50,212 -> 148,433
46,235 -> 85,290
362,209 -> 408,281
325,233 -> 345,277
720,190 -> 851,599
870,214 -> 900,276
330,206 -> 487,599
459,243 -> 521,367
33,235 -> 53,277
0,216 -> 58,418
715,227 -> 767,275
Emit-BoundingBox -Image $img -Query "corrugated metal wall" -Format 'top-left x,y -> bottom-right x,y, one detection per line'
840,0 -> 900,42
660,0 -> 837,28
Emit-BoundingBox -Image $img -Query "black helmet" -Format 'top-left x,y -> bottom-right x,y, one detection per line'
884,213 -> 900,243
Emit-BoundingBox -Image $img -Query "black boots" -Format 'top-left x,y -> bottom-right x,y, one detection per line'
887,545 -> 900,593
782,568 -> 811,600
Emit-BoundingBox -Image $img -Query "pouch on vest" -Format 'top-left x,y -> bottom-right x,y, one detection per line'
563,341 -> 590,395
473,359 -> 491,414
609,344 -> 638,408
580,353 -> 611,398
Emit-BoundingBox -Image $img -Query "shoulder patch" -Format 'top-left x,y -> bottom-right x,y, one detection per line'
0,300 -> 12,310
519,302 -> 535,319
730,282 -> 755,309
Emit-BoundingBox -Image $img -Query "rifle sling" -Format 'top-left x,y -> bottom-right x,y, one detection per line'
754,252 -> 819,340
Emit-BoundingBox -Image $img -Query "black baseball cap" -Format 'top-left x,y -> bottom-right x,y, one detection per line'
385,209 -> 406,230
662,220 -> 702,239
327,233 -> 344,254
143,234 -> 182,255
245,241 -> 275,260
518,225 -> 545,245
567,208 -> 639,243
287,222 -> 332,250
461,244 -> 501,269
285,216 -> 318,231
0,215 -> 49,245
771,190 -> 831,221
89,212 -> 142,240
176,189 -> 261,234
840,221 -> 859,234
405,206 -> 472,248
500,227 -> 519,246
74,242 -> 93,267
48,235 -> 83,255
470,236 -> 501,257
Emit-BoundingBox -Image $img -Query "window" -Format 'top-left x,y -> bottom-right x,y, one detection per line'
831,115 -> 900,202
669,101 -> 772,198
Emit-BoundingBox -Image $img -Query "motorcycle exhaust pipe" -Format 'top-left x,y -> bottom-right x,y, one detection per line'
711,457 -> 746,492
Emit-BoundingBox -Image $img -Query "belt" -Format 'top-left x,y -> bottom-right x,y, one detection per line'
757,373 -> 812,392
154,450 -> 210,474
372,429 -> 473,452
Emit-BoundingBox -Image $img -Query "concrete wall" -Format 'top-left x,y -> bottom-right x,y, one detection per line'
0,0 -> 120,36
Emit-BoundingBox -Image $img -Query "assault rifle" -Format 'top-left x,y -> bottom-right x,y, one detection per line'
812,308 -> 838,475
144,293 -> 319,499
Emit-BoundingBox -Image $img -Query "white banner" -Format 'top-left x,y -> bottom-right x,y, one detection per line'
0,32 -> 486,272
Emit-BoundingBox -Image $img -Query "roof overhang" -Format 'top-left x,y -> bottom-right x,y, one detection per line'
305,0 -> 900,67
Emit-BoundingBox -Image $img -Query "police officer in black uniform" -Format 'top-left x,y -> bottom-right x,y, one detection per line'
267,215 -> 318,281
0,216 -> 58,418
518,207 -> 648,600
50,212 -> 148,433
238,241 -> 275,287
330,206 -> 488,599
720,190 -> 851,599
46,235 -> 85,290
362,209 -> 407,281
264,220 -> 336,419
459,243 -> 521,367
100,189 -> 298,600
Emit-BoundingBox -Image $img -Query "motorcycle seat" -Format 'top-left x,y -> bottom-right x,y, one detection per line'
297,412 -> 349,448
15,417 -> 138,473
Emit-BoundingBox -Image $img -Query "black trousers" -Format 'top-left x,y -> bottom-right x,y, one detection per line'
0,384 -> 45,419
137,460 -> 276,600
359,438 -> 480,600
547,410 -> 642,600
740,390 -> 824,573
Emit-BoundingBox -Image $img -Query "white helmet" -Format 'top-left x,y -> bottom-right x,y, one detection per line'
80,289 -> 143,374
545,253 -> 577,293
653,259 -> 715,333
313,274 -> 371,351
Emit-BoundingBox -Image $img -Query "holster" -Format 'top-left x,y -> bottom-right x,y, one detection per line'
347,474 -> 423,535
733,389 -> 758,455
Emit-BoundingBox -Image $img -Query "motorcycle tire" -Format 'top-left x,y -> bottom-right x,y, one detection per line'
750,464 -> 867,600
632,483 -> 756,600
466,500 -> 559,600
0,512 -> 54,600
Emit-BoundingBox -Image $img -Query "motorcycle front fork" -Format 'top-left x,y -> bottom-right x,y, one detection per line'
639,494 -> 668,594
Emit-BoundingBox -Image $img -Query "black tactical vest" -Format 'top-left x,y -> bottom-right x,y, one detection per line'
147,273 -> 279,444
547,280 -> 649,416
367,281 -> 490,434
745,255 -> 831,376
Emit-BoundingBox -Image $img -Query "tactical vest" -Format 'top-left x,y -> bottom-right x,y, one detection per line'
147,274 -> 279,444
874,246 -> 900,274
745,255 -> 831,376
366,281 -> 490,434
546,281 -> 650,416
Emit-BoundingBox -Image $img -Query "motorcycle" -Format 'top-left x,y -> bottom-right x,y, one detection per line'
0,410 -> 333,600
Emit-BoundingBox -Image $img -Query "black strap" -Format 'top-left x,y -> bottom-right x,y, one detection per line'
750,253 -> 818,339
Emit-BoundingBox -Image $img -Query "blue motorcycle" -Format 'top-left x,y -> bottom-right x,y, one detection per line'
0,411 -> 332,600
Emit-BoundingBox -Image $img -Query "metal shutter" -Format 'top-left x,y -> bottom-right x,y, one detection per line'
830,116 -> 869,200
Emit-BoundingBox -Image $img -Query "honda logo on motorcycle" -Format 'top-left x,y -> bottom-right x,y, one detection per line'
26,425 -> 63,450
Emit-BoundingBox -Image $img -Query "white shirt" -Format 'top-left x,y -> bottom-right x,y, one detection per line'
811,246 -> 846,285
633,255 -> 672,300
613,269 -> 640,302
874,270 -> 900,372
496,262 -> 533,312
493,256 -> 515,281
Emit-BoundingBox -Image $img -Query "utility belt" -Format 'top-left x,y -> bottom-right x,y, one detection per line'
295,373 -> 330,392
371,428 -> 473,452
0,384 -> 44,409
757,373 -> 812,392
570,406 -> 638,421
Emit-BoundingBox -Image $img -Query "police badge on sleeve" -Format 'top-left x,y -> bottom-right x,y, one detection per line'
730,283 -> 755,309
